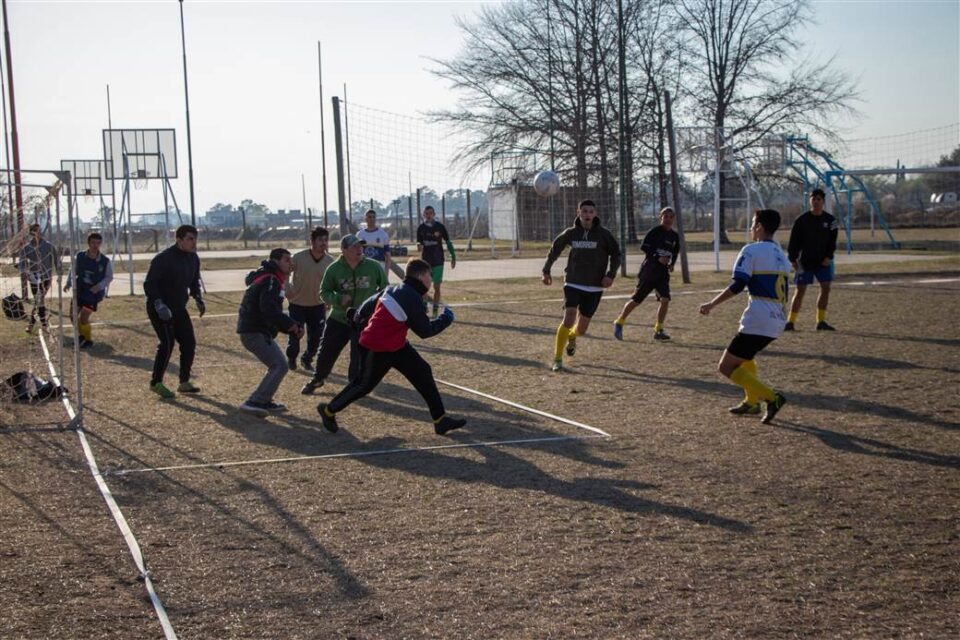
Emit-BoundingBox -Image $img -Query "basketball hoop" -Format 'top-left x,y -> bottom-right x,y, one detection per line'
83,188 -> 95,205
133,169 -> 150,191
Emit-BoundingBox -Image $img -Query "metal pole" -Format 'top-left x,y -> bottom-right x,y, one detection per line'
106,85 -> 120,259
616,0 -> 628,276
318,42 -> 329,229
713,128 -> 721,272
301,173 -> 309,242
178,0 -> 197,225
2,0 -> 23,230
331,97 -> 349,236
62,177 -> 83,427
0,34 -> 13,238
664,91 -> 690,284
466,190 -> 472,251
343,83 -> 352,221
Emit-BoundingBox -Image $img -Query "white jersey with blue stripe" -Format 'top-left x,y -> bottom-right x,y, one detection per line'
732,240 -> 790,338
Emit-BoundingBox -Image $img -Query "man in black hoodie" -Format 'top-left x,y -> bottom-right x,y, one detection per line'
143,225 -> 205,399
237,248 -> 303,417
542,199 -> 622,371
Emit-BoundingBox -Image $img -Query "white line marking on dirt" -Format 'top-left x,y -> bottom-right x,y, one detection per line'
37,333 -> 178,640
106,434 -> 609,477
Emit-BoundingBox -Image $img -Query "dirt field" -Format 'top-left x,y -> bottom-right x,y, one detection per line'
1,266 -> 958,638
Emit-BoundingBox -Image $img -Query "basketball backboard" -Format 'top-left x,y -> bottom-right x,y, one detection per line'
60,159 -> 113,196
102,128 -> 178,180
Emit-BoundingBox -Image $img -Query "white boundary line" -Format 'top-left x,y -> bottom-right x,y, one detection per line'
107,434 -> 608,477
37,333 -> 178,640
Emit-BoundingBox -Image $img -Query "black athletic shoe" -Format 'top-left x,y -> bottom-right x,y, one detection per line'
263,401 -> 288,413
240,401 -> 269,417
728,401 -> 760,415
287,356 -> 298,371
761,392 -> 787,424
300,358 -> 314,373
565,336 -> 577,357
816,321 -> 836,331
653,329 -> 671,341
301,379 -> 323,395
434,416 -> 466,435
783,321 -> 795,331
317,403 -> 339,433
79,338 -> 94,349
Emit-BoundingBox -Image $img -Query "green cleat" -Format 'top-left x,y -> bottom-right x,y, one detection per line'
728,401 -> 761,415
177,381 -> 201,393
151,382 -> 175,399
551,359 -> 563,372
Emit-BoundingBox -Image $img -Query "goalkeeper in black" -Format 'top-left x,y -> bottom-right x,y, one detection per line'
613,207 -> 680,341
785,188 -> 839,331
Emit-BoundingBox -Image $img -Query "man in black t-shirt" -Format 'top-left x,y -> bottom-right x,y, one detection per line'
613,207 -> 680,341
785,188 -> 839,331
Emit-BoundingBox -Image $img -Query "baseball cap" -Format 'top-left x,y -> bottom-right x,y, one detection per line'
341,234 -> 366,248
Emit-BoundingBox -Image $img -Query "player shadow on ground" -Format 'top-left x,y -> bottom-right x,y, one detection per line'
836,330 -> 960,350
83,403 -> 371,600
453,318 -> 554,337
334,430 -> 752,534
417,343 -> 543,368
770,419 -> 960,469
588,363 -> 959,432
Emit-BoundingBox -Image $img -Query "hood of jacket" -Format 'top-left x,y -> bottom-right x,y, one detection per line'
244,260 -> 287,287
574,215 -> 602,230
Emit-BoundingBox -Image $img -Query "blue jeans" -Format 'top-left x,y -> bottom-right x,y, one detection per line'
286,303 -> 326,364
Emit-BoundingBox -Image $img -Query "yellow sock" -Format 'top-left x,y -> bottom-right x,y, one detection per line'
80,323 -> 92,341
568,328 -> 578,340
740,360 -> 758,404
554,324 -> 570,361
654,322 -> 663,333
730,364 -> 776,404
614,316 -> 625,326
817,308 -> 826,323
788,310 -> 798,324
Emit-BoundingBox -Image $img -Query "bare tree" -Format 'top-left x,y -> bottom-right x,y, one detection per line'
675,0 -> 859,242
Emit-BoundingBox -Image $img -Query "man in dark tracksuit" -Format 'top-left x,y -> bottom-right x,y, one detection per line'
542,199 -> 621,372
317,259 -> 466,436
143,224 -> 205,398
613,206 -> 680,341
237,248 -> 303,417
785,188 -> 839,331
18,223 -> 61,333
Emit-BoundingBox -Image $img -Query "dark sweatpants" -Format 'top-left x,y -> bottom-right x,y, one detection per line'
327,343 -> 445,420
147,303 -> 196,385
286,303 -> 326,365
309,318 -> 361,384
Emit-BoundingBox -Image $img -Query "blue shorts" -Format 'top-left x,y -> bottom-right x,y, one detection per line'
795,263 -> 834,286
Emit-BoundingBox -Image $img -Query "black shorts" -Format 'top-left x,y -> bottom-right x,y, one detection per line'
632,267 -> 671,304
726,332 -> 775,360
563,286 -> 603,318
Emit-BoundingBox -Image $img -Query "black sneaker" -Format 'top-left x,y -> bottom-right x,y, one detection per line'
287,356 -> 298,371
565,336 -> 577,357
263,401 -> 288,413
816,321 -> 836,331
653,329 -> 671,341
434,416 -> 466,435
300,358 -> 314,373
239,401 -> 269,417
301,379 -> 323,395
728,401 -> 760,415
761,392 -> 787,424
783,322 -> 795,331
317,403 -> 339,433
79,338 -> 94,349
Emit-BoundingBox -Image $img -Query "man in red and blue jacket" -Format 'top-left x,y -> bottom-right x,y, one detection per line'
317,259 -> 466,435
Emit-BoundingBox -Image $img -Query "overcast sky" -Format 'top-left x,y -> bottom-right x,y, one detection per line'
5,0 -> 959,219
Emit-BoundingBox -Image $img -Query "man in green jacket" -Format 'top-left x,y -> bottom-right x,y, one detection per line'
301,234 -> 387,394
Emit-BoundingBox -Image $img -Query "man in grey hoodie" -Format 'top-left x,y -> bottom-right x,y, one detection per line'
18,223 -> 61,333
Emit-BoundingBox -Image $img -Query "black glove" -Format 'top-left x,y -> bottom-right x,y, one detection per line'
194,296 -> 206,318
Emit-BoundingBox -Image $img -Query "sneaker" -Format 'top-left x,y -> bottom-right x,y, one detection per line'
263,401 -> 288,413
239,401 -> 269,417
301,379 -> 323,395
317,403 -> 339,433
761,392 -> 787,424
287,356 -> 298,371
434,415 -> 466,435
299,358 -> 314,373
728,401 -> 761,415
783,321 -> 795,331
551,360 -> 563,372
151,382 -> 175,399
613,322 -> 623,341
79,338 -> 94,349
816,321 -> 836,331
565,336 -> 577,357
177,381 -> 201,393
25,322 -> 34,335
653,329 -> 671,341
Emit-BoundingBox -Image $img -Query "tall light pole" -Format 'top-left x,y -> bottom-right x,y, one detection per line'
2,0 -> 23,231
178,0 -> 197,225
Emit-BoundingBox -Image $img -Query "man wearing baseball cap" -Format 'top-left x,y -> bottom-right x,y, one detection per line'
302,234 -> 388,394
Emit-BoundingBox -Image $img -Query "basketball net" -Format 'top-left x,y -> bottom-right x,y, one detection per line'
133,178 -> 149,191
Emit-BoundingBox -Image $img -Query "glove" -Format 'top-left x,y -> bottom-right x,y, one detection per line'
194,296 -> 206,318
63,282 -> 71,293
441,305 -> 455,323
153,299 -> 173,322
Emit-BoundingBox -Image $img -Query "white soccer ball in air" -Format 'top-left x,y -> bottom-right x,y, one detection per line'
533,170 -> 560,198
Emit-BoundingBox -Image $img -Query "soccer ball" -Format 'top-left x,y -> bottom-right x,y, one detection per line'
533,170 -> 560,198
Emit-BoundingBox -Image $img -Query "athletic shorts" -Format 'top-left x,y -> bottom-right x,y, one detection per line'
795,263 -> 834,285
77,290 -> 103,312
727,332 -> 775,360
430,265 -> 444,284
563,286 -> 603,318
632,263 -> 671,303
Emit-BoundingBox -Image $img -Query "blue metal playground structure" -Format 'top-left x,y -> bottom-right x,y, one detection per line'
782,135 -> 899,251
